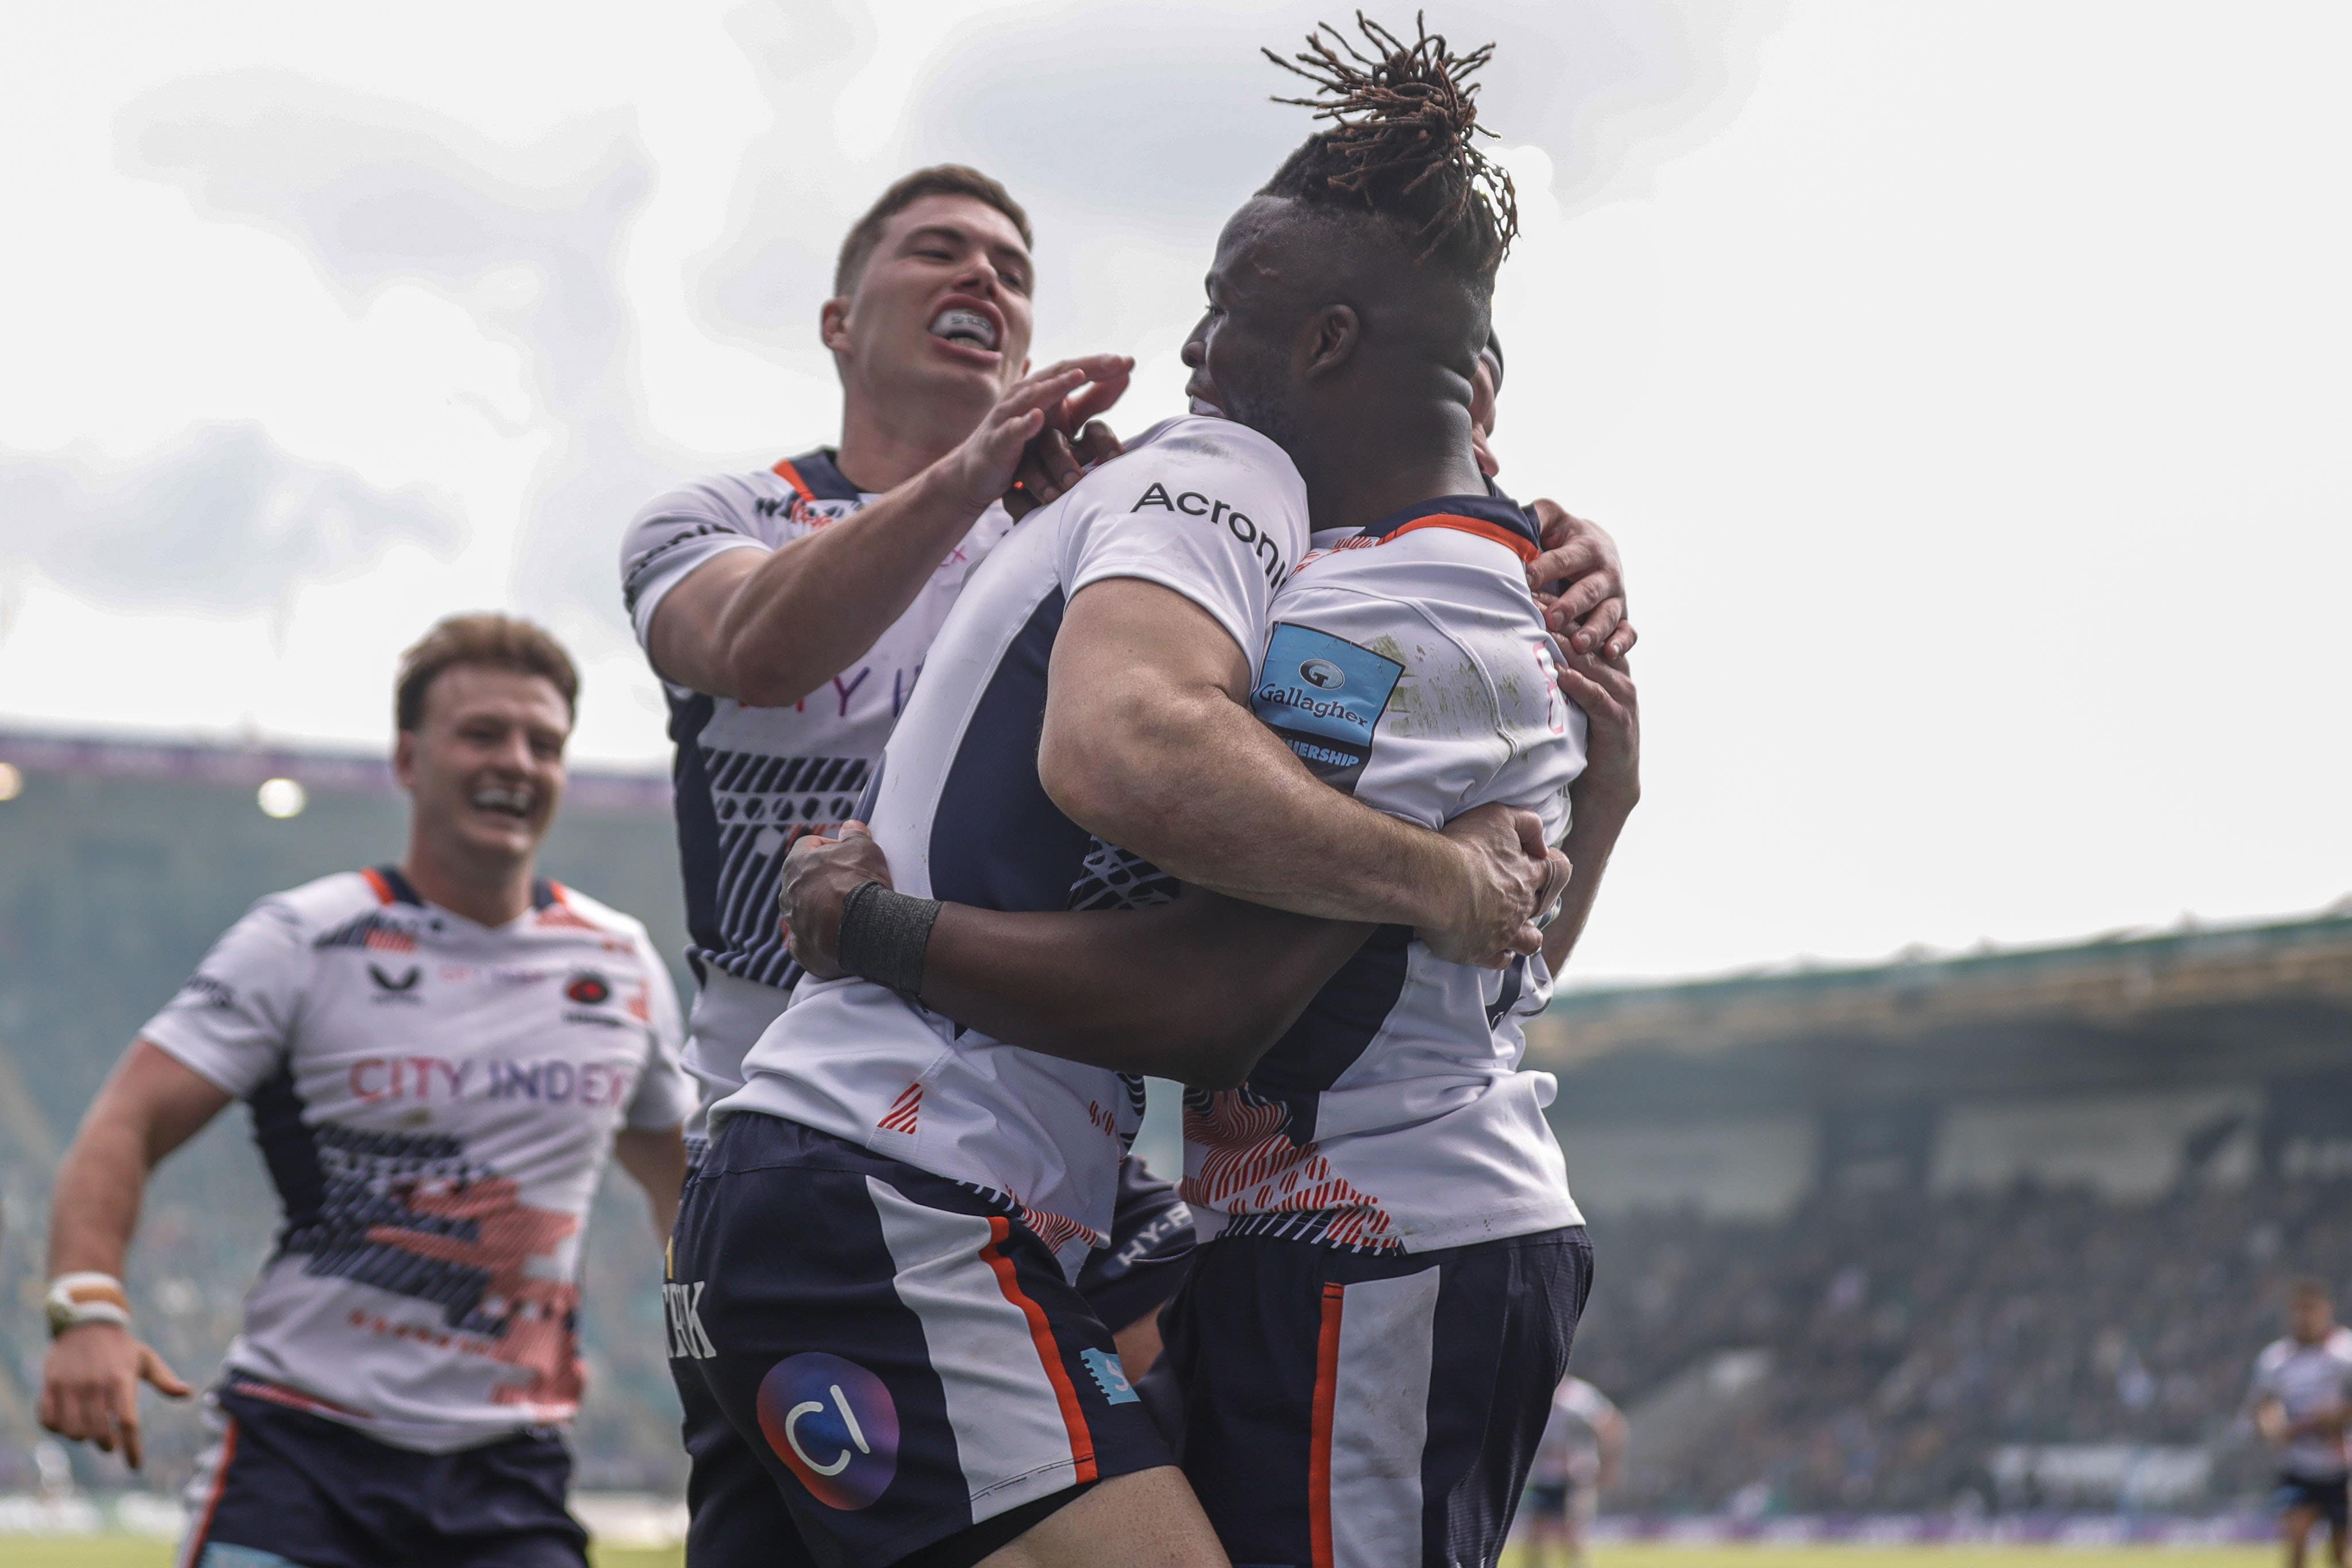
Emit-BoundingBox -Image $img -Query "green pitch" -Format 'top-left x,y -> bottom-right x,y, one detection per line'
0,1542 -> 2280,1567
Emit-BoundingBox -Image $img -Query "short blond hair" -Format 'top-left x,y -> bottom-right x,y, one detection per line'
395,613 -> 578,733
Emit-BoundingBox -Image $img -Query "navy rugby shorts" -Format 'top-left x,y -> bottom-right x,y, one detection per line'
1161,1223 -> 1593,1568
1074,1154 -> 1197,1332
179,1381 -> 586,1568
664,1111 -> 1171,1568
2275,1470 -> 2351,1534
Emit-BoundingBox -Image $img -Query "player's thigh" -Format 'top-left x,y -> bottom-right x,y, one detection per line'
1167,1227 -> 1592,1568
670,1113 -> 1169,1567
423,1432 -> 592,1568
670,1351 -> 818,1568
977,1466 -> 1223,1568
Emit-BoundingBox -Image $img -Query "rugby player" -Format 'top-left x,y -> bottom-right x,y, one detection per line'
768,19 -> 1636,1563
1524,1376 -> 1625,1568
36,615 -> 694,1568
2251,1279 -> 2352,1568
667,16 -> 1625,1566
627,161 -> 1631,1564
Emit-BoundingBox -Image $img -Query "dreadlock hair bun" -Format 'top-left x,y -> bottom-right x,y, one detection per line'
1260,11 -> 1519,276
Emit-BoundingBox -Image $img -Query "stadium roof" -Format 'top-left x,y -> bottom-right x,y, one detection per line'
0,722 -> 671,814
1531,909 -> 2352,1070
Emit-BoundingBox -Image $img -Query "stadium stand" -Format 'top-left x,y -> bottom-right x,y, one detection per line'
1534,914 -> 2352,1515
6,721 -> 2351,1520
0,726 -> 691,1493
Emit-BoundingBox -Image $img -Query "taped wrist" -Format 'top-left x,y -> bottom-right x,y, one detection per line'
47,1272 -> 131,1339
836,881 -> 941,997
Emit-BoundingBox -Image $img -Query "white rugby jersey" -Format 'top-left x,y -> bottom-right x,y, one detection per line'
1182,493 -> 1588,1254
140,866 -> 694,1454
1531,1377 -> 1621,1486
721,417 -> 1310,1270
621,451 -> 1017,1113
2250,1328 -> 2352,1477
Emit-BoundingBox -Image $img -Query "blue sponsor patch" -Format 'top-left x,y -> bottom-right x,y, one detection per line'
1252,624 -> 1403,793
1080,1346 -> 1140,1404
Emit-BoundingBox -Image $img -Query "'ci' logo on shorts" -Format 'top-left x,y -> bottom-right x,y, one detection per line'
757,1353 -> 900,1509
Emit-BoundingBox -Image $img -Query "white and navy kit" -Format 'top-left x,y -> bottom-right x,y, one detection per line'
718,417 -> 1309,1259
673,418 -> 1308,1567
621,450 -> 1016,1113
145,866 -> 693,1566
1528,1376 -> 1620,1520
1161,493 -> 1596,1568
2252,1329 -> 2352,1527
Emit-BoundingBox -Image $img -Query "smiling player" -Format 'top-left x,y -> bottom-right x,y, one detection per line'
37,614 -> 694,1568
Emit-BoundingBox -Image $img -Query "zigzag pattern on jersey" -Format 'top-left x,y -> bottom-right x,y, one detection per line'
876,1083 -> 922,1135
1180,1084 -> 1400,1252
279,1124 -> 578,1342
311,912 -> 420,954
951,1179 -> 1105,1257
1068,837 -> 1179,912
697,748 -> 872,988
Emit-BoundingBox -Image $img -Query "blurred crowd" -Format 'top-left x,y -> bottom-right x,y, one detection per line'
11,1125 -> 2351,1509
1572,1176 -> 2352,1513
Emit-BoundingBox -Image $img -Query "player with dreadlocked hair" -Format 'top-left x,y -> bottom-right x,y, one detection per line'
760,14 -> 1620,1567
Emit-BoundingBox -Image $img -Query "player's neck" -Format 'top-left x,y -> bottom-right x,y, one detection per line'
399,840 -> 535,928
1294,400 -> 1487,535
835,384 -> 979,493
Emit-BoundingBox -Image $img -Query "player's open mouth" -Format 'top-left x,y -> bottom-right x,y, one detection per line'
929,308 -> 1000,353
1188,397 -> 1225,417
470,785 -> 533,820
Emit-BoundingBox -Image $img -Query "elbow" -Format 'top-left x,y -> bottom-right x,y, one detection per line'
720,644 -> 820,710
1039,724 -> 1151,843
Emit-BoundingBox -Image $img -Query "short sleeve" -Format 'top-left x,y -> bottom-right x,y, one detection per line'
1056,421 -> 1309,672
623,933 -> 696,1131
620,481 -> 771,651
139,899 -> 310,1099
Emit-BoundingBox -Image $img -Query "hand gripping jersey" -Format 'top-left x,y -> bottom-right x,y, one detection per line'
720,417 -> 1310,1270
1182,493 -> 1589,1253
2251,1329 -> 2352,1478
139,867 -> 694,1454
620,451 -> 1017,1115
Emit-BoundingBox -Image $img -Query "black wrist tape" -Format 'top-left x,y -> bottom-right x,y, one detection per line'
836,881 -> 942,997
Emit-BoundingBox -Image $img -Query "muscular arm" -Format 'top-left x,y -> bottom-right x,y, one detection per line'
1543,649 -> 1641,974
918,894 -> 1371,1087
613,1124 -> 687,1242
40,1041 -> 226,1466
647,358 -> 1128,707
1036,578 -> 1550,965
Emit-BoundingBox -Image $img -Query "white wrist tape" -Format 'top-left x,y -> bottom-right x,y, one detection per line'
46,1272 -> 131,1338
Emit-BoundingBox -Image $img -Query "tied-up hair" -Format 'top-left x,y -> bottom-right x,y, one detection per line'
1261,11 -> 1519,271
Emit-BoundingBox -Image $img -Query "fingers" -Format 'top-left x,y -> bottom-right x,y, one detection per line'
1509,807 -> 1548,862
116,1372 -> 143,1470
1539,847 -> 1574,918
1525,537 -> 1603,594
1604,618 -> 1637,658
1072,420 -> 1124,468
839,820 -> 872,840
1058,360 -> 1134,429
140,1344 -> 192,1399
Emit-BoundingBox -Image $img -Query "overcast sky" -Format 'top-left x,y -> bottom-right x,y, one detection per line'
2,1 -> 2345,983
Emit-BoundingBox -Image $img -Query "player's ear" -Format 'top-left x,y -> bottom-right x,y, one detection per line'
820,297 -> 853,357
392,729 -> 419,792
1299,304 -> 1361,381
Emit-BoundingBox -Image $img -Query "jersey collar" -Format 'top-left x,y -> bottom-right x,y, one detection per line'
366,864 -> 559,915
772,448 -> 871,504
1354,492 -> 1542,564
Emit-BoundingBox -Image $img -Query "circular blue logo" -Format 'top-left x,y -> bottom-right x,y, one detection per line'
756,1352 -> 900,1509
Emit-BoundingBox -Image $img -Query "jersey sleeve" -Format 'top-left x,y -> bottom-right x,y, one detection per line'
137,897 -> 310,1099
1055,422 -> 1308,670
620,480 -> 771,651
622,934 -> 697,1131
2248,1348 -> 2282,1409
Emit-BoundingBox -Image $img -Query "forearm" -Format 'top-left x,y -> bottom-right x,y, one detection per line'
1052,686 -> 1464,928
713,464 -> 986,706
614,1128 -> 686,1242
916,896 -> 1370,1087
46,1123 -> 152,1279
1541,794 -> 1635,973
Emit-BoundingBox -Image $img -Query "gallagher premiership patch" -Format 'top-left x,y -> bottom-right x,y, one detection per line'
1252,623 -> 1403,794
